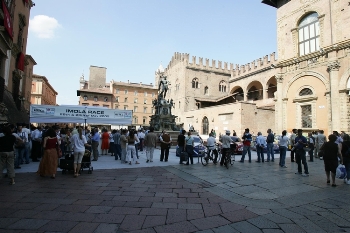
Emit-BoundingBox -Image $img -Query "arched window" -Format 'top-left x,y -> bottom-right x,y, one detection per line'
299,12 -> 320,56
192,78 -> 199,89
299,88 -> 313,96
219,81 -> 227,92
104,97 -> 108,102
93,96 -> 98,102
204,86 -> 208,95
83,95 -> 88,101
134,117 -> 138,124
202,117 -> 209,135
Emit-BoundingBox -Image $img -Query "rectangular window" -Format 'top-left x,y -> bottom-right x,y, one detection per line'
144,107 -> 147,113
115,104 -> 119,109
144,99 -> 147,104
310,39 -> 316,53
134,106 -> 138,112
134,98 -> 138,103
93,104 -> 99,106
116,96 -> 119,102
134,91 -> 138,96
124,97 -> 128,102
82,103 -> 89,106
301,105 -> 312,128
125,90 -> 128,94
299,28 -> 304,42
152,93 -> 155,97
304,27 -> 309,40
134,118 -> 138,124
124,106 -> 128,110
103,105 -> 109,108
143,118 -> 146,124
305,42 -> 310,55
144,92 -> 147,97
116,89 -> 119,94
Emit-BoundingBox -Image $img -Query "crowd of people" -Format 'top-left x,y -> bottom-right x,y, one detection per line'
194,128 -> 350,187
1,122 -> 349,188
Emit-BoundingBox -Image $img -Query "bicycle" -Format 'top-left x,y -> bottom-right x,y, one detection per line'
222,148 -> 234,169
201,144 -> 221,166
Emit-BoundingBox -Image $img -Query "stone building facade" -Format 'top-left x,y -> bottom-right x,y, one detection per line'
31,74 -> 58,106
160,0 -> 350,136
263,0 -> 350,135
77,66 -> 157,127
0,0 -> 35,124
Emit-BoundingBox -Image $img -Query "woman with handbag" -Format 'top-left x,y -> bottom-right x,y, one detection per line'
70,127 -> 91,177
37,128 -> 60,179
322,134 -> 343,187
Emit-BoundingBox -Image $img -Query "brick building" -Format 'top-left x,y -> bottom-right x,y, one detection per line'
31,74 -> 58,106
160,0 -> 350,136
77,66 -> 157,127
0,0 -> 35,124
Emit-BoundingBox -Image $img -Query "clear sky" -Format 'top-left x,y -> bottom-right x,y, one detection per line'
27,0 -> 277,105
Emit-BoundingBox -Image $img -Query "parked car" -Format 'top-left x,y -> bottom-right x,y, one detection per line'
176,136 -> 206,157
230,136 -> 243,155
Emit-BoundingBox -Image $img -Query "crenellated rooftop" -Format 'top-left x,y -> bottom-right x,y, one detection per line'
231,52 -> 277,79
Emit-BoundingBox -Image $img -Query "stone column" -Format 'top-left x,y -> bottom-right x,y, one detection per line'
327,61 -> 341,132
275,74 -> 284,133
263,88 -> 268,100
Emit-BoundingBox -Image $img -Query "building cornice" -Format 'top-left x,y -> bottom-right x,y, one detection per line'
229,66 -> 273,83
186,66 -> 231,76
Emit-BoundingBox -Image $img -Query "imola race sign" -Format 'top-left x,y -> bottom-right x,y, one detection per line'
30,105 -> 132,125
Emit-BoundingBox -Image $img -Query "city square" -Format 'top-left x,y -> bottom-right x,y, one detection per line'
1,0 -> 350,232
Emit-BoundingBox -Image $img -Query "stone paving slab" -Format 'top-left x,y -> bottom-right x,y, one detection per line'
2,156 -> 350,232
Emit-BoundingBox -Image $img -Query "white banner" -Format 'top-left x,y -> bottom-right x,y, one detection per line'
30,105 -> 132,125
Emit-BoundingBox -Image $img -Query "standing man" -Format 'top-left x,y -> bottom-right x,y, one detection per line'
160,130 -> 172,162
144,127 -> 157,163
266,129 -> 275,162
91,128 -> 100,161
138,129 -> 145,152
177,130 -> 186,164
290,129 -> 297,162
240,128 -> 252,163
308,132 -> 315,162
113,129 -> 121,160
294,129 -> 309,176
317,130 -> 327,160
31,126 -> 42,162
312,131 -> 319,158
220,130 -> 233,165
22,124 -> 31,164
255,132 -> 266,163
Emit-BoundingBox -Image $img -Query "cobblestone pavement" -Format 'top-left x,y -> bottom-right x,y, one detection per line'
1,158 -> 350,232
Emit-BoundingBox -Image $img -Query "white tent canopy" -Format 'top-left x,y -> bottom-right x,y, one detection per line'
30,105 -> 132,125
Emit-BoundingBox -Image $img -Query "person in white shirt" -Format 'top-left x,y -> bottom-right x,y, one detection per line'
14,124 -> 28,168
317,130 -> 327,160
278,130 -> 289,168
31,126 -> 42,162
70,127 -> 91,177
206,133 -> 218,164
256,132 -> 267,163
138,130 -> 145,152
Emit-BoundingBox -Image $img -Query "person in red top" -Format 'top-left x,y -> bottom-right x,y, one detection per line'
240,128 -> 253,163
37,128 -> 60,179
100,128 -> 110,155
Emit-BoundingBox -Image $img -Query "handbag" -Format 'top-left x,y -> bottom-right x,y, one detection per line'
180,151 -> 188,161
15,140 -> 25,148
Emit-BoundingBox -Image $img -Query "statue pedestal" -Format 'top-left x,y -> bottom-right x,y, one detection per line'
149,94 -> 178,132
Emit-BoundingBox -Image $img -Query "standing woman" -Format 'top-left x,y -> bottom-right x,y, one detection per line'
108,130 -> 116,157
0,126 -> 17,185
278,130 -> 289,168
185,131 -> 194,165
100,128 -> 109,155
70,127 -> 91,177
37,128 -> 60,179
126,129 -> 140,165
322,134 -> 343,187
